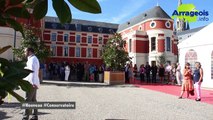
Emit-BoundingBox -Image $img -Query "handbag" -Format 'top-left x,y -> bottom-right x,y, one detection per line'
189,90 -> 194,96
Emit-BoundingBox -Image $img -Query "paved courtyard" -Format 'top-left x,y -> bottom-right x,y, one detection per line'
1,81 -> 213,120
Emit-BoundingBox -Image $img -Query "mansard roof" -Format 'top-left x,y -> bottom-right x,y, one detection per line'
117,6 -> 171,32
177,26 -> 206,36
44,16 -> 118,34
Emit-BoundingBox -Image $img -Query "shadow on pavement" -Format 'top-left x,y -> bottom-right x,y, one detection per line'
41,81 -> 137,88
36,111 -> 51,116
105,119 -> 128,120
0,111 -> 12,120
65,84 -> 137,88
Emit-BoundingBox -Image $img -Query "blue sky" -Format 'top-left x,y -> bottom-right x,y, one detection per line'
47,0 -> 212,29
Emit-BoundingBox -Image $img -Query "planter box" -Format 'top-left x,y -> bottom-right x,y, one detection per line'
104,71 -> 125,85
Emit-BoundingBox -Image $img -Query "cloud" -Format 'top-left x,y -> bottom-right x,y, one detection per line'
110,0 -> 147,23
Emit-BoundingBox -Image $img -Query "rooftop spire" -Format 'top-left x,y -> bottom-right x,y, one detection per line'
178,0 -> 182,6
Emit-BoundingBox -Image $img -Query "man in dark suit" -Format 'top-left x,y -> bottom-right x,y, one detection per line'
151,63 -> 158,83
125,63 -> 130,83
145,62 -> 151,83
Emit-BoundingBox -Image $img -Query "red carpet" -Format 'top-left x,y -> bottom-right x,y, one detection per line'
130,79 -> 213,105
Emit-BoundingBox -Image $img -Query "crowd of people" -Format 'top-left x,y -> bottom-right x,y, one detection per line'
41,62 -> 105,82
41,61 -> 192,86
124,62 -> 181,85
124,61 -> 204,101
40,61 -> 203,102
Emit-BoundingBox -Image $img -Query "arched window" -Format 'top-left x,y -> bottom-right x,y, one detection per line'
211,51 -> 213,79
185,49 -> 197,71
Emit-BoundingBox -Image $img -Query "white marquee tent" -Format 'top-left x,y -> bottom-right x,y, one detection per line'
178,22 -> 213,88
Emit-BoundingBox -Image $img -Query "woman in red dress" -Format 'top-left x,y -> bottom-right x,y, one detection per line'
179,63 -> 194,99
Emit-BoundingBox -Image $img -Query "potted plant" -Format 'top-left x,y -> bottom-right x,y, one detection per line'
102,33 -> 131,84
0,46 -> 32,104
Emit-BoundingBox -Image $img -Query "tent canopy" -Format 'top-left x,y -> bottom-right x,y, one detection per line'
178,22 -> 213,49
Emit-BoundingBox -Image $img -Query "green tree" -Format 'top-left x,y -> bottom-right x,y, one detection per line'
13,25 -> 50,62
155,53 -> 166,65
102,33 -> 131,71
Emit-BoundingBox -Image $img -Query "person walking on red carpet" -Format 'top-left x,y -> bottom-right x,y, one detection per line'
179,63 -> 194,99
193,62 -> 203,101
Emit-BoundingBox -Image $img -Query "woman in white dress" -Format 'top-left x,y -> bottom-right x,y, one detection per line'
98,66 -> 104,82
176,63 -> 182,85
64,63 -> 70,81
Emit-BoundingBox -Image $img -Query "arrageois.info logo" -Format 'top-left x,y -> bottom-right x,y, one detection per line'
172,4 -> 209,22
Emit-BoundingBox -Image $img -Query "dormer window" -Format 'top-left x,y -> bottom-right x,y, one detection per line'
88,26 -> 92,32
98,28 -> 103,33
63,24 -> 69,30
109,29 -> 114,33
127,22 -> 130,26
51,23 -> 57,29
138,25 -> 142,31
76,24 -> 81,31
